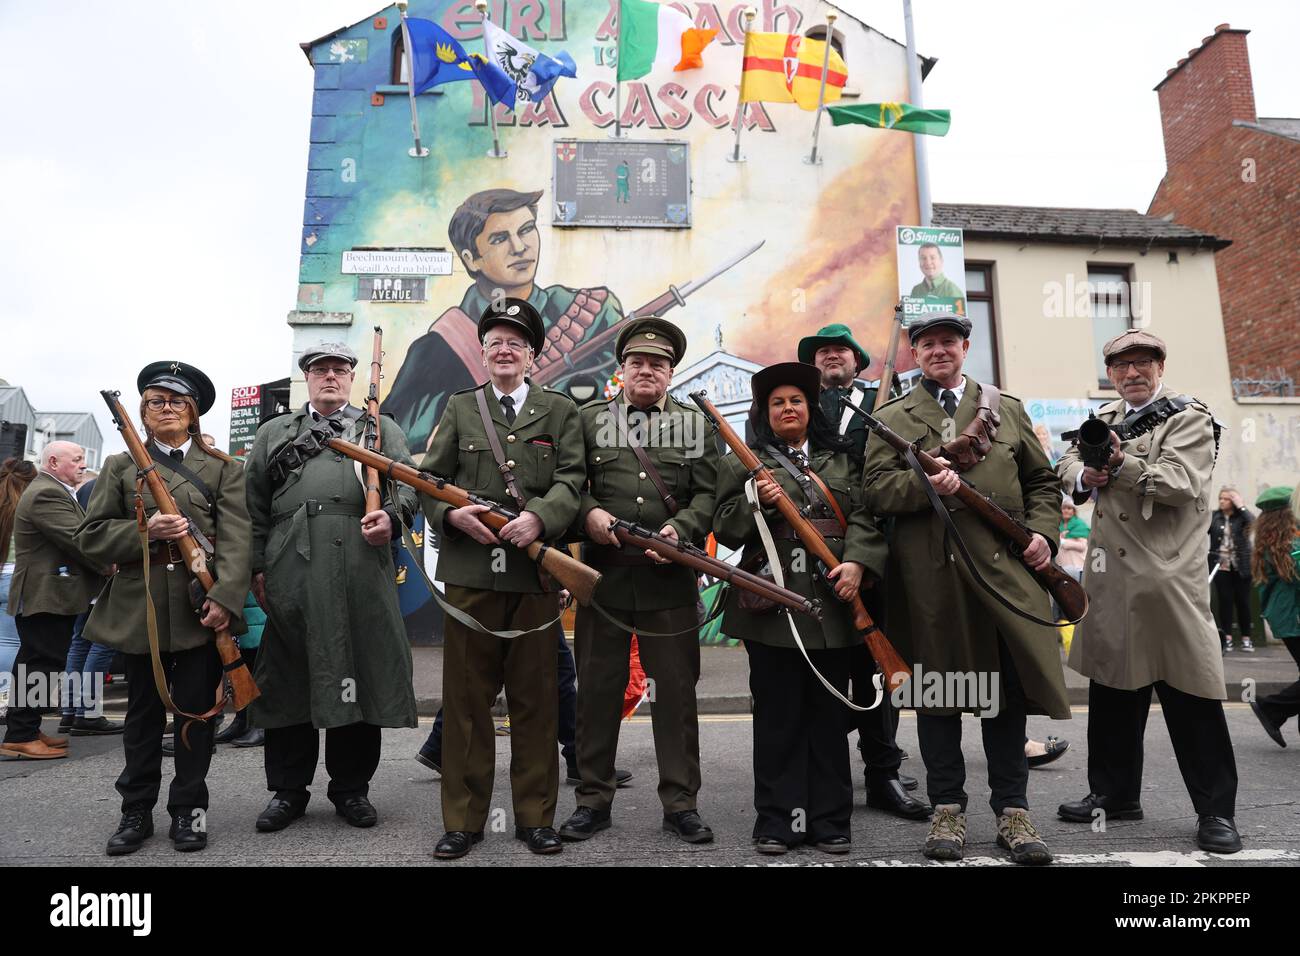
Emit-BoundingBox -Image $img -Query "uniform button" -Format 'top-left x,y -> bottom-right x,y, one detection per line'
1137,444 -> 1147,453
506,460 -> 516,469
507,434 -> 516,443
594,456 -> 601,462
331,495 -> 341,502
1118,547 -> 1126,557
334,455 -> 344,462
949,554 -> 955,562
636,496 -> 645,505
468,443 -> 474,450
993,552 -> 1000,561
638,471 -> 647,479
333,538 -> 343,546
1119,512 -> 1128,521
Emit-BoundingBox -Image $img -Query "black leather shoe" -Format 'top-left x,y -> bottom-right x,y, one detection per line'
754,837 -> 789,855
231,727 -> 264,748
1196,815 -> 1242,854
106,806 -> 153,856
168,812 -> 208,852
415,746 -> 442,773
515,826 -> 564,854
560,805 -> 611,841
256,796 -> 307,832
1027,735 -> 1070,768
213,712 -> 247,744
333,796 -> 378,828
899,772 -> 919,792
663,809 -> 714,844
1058,793 -> 1143,823
434,830 -> 483,859
58,715 -> 75,734
71,716 -> 124,736
867,779 -> 932,820
811,835 -> 851,854
1250,701 -> 1287,748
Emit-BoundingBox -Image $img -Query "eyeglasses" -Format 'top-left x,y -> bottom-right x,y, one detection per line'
307,366 -> 354,378
1109,359 -> 1155,373
145,398 -> 189,411
483,339 -> 530,354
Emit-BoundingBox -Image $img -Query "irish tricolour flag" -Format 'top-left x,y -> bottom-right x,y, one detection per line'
617,0 -> 718,81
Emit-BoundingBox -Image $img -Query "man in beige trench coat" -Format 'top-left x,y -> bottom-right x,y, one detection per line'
1056,328 -> 1240,854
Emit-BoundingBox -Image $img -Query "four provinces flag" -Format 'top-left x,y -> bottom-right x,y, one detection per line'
739,32 -> 847,111
482,18 -> 577,104
617,0 -> 718,82
404,17 -> 513,105
828,102 -> 952,136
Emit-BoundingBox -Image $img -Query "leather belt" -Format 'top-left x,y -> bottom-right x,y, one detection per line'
773,518 -> 843,540
273,499 -> 365,524
120,533 -> 219,568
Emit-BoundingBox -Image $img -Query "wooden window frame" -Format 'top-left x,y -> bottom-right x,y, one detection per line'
964,260 -> 1001,387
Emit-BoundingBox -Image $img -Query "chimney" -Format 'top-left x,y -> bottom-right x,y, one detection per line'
1154,24 -> 1255,170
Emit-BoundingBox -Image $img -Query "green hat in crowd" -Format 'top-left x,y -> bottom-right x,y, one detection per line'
1255,486 -> 1295,512
797,323 -> 871,372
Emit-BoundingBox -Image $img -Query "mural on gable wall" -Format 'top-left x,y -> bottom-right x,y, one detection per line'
294,0 -> 927,639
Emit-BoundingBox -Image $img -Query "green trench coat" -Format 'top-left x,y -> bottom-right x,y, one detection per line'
713,446 -> 887,649
862,379 -> 1070,718
244,407 -> 418,730
77,447 -> 249,655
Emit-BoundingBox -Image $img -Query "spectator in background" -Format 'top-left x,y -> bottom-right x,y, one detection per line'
1057,499 -> 1090,575
0,459 -> 39,721
1248,486 -> 1300,748
1209,486 -> 1255,652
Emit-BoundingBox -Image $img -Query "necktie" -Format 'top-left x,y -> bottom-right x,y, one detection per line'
170,449 -> 184,463
941,390 -> 957,417
500,395 -> 517,424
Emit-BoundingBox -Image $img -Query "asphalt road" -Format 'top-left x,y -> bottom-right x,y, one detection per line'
1,704 -> 1296,867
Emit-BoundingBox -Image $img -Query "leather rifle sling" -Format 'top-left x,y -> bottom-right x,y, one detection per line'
616,401 -> 679,516
473,387 -> 527,511
765,445 -> 848,532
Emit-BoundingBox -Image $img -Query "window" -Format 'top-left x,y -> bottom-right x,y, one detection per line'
803,25 -> 845,60
391,28 -> 408,85
963,263 -> 999,385
1088,265 -> 1132,385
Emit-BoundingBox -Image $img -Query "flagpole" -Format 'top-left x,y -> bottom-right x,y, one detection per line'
804,12 -> 836,166
903,0 -> 931,226
727,6 -> 757,164
610,3 -> 623,139
475,0 -> 508,158
397,2 -> 429,158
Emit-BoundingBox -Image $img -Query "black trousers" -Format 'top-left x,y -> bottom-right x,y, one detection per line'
1087,679 -> 1238,818
915,638 -> 1029,815
848,643 -> 904,787
1259,636 -> 1300,724
1213,571 -> 1253,639
3,612 -> 78,743
116,644 -> 222,815
745,640 -> 852,844
263,721 -> 381,804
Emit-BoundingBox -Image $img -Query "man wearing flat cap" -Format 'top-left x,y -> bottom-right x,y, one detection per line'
419,298 -> 586,860
243,341 -> 418,835
862,312 -> 1068,865
797,322 -> 927,821
1056,328 -> 1241,854
73,361 -> 250,853
559,318 -> 719,845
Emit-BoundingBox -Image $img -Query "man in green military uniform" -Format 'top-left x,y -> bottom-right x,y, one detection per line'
244,342 -> 418,834
909,242 -> 964,300
558,318 -> 717,844
862,312 -> 1068,865
419,298 -> 586,860
383,187 -> 624,450
797,323 -> 929,821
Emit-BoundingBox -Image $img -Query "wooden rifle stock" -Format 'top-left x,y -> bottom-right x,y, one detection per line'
609,520 -> 822,620
874,302 -> 905,411
839,393 -> 1090,623
99,391 -> 260,710
325,439 -> 602,607
689,392 -> 911,691
363,326 -> 384,514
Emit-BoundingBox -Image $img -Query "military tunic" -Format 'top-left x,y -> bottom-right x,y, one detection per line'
243,407 -> 417,731
419,380 -> 584,832
571,393 -> 718,814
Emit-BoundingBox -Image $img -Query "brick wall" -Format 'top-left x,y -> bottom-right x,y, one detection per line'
1155,26 -> 1255,170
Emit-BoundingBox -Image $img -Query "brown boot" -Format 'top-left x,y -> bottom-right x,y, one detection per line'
39,732 -> 69,749
0,739 -> 68,760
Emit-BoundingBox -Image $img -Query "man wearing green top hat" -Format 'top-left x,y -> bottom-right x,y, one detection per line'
797,322 -> 929,821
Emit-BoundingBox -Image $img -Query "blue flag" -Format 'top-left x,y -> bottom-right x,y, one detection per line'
482,19 -> 577,105
404,17 -> 513,105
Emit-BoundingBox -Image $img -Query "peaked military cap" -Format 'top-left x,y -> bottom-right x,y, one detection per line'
616,317 -> 687,364
478,298 -> 545,352
137,361 -> 216,415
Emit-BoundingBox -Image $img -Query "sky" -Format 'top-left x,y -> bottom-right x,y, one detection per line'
1,0 -> 1296,458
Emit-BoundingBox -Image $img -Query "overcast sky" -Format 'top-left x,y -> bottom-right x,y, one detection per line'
2,0 -> 1295,457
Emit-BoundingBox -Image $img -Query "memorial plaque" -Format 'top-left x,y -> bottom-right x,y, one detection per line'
551,138 -> 691,229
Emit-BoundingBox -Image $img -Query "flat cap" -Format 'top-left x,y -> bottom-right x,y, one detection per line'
616,317 -> 687,364
299,342 -> 358,372
478,298 -> 545,352
1103,328 -> 1167,363
1255,486 -> 1295,513
137,361 -> 216,415
907,311 -> 972,345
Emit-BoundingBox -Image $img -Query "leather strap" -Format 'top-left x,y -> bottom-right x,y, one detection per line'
473,387 -> 527,511
765,445 -> 848,532
773,518 -> 844,540
148,446 -> 216,514
616,401 -> 678,516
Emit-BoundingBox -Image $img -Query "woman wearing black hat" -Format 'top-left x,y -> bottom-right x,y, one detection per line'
76,362 -> 251,855
712,362 -> 888,855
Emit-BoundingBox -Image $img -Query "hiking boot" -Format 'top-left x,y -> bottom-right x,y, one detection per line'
922,804 -> 966,861
997,808 -> 1052,865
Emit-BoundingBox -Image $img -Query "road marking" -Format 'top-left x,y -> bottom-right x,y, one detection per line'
850,848 -> 1300,867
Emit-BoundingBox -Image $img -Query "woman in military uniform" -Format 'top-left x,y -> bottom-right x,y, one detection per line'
713,362 -> 888,855
76,362 -> 251,855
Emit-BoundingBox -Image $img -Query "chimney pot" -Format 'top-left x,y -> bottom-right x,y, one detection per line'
1177,58 -> 1188,66
1214,23 -> 1230,32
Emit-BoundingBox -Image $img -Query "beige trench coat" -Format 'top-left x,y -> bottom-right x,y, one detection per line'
1057,387 -> 1225,699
